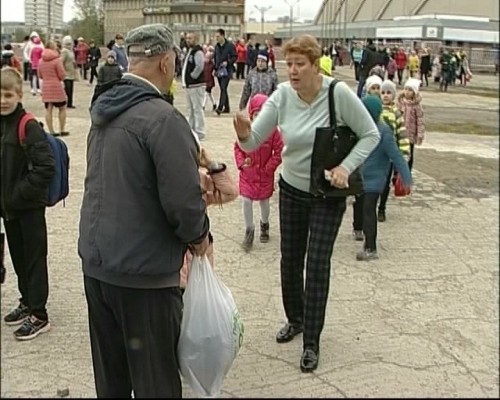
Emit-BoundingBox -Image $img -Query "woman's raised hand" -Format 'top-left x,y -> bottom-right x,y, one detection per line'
233,111 -> 251,141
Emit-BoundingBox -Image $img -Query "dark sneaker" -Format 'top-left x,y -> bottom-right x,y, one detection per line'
4,303 -> 29,326
60,131 -> 70,137
241,228 -> 254,252
353,230 -> 364,241
356,249 -> 379,261
377,211 -> 386,222
260,222 -> 270,243
13,315 -> 50,341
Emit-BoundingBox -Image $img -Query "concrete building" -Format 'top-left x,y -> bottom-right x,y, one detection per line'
103,0 -> 245,45
24,0 -> 65,35
274,0 -> 499,46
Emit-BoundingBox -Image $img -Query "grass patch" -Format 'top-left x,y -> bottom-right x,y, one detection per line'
427,122 -> 499,136
425,85 -> 499,98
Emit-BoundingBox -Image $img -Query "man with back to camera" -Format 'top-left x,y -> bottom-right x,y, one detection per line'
78,23 -> 210,398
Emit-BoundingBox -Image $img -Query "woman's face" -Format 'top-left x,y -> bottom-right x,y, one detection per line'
285,52 -> 318,92
404,87 -> 415,99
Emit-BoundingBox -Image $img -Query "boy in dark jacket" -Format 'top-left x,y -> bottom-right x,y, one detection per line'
87,40 -> 102,85
0,67 -> 55,340
97,50 -> 122,87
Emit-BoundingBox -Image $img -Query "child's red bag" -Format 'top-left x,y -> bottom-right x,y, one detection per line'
394,174 -> 411,197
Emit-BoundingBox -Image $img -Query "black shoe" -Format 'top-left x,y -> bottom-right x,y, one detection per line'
377,211 -> 386,222
260,222 -> 269,243
60,131 -> 70,137
276,323 -> 303,343
4,303 -> 29,326
215,108 -> 222,116
300,348 -> 319,373
50,132 -> 62,137
13,315 -> 50,341
212,104 -> 217,111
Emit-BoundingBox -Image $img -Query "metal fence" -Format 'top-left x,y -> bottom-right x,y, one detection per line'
468,48 -> 499,72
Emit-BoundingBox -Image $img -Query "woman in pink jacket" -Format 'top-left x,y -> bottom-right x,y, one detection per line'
29,36 -> 44,95
234,94 -> 284,251
38,41 -> 68,136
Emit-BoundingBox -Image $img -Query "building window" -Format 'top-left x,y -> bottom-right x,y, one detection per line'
207,14 -> 212,23
224,15 -> 228,24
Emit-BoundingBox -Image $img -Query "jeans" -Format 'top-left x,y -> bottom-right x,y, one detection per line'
64,79 -> 74,107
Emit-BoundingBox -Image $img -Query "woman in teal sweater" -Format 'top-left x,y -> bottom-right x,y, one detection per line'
234,35 -> 380,373
353,95 -> 412,261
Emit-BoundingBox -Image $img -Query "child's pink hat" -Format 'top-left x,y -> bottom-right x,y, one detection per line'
248,94 -> 268,117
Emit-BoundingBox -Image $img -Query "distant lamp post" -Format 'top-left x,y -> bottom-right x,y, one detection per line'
254,5 -> 272,35
283,0 -> 300,39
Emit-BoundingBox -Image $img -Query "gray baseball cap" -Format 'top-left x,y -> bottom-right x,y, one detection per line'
125,23 -> 178,57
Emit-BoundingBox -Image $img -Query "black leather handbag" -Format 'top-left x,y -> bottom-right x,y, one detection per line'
310,80 -> 364,197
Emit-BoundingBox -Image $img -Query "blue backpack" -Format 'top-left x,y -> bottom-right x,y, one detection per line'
18,113 -> 70,207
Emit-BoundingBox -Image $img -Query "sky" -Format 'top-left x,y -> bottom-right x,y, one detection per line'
1,0 -> 323,23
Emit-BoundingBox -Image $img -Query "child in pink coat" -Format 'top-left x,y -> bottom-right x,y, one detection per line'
234,94 -> 284,251
29,37 -> 44,95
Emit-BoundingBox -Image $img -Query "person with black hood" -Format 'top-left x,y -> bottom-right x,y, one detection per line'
79,23 -> 210,398
357,38 -> 379,97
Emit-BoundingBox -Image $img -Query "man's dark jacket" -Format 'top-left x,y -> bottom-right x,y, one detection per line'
79,76 -> 209,289
0,104 -> 55,220
214,39 -> 237,76
359,43 -> 379,79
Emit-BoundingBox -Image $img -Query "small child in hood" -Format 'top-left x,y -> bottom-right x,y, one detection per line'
234,94 -> 284,251
1,44 -> 22,73
386,55 -> 397,82
203,47 -> 216,111
97,50 -> 122,87
363,75 -> 383,98
353,95 -> 412,261
398,78 -> 425,171
377,79 -> 411,223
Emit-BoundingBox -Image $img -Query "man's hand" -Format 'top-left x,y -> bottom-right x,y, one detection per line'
243,157 -> 252,168
327,166 -> 350,188
221,61 -> 228,67
199,148 -> 212,169
233,112 -> 251,141
189,235 -> 210,256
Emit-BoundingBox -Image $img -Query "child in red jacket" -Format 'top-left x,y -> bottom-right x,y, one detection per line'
234,94 -> 283,251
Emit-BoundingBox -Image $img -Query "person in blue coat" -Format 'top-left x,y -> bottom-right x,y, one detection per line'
353,95 -> 412,261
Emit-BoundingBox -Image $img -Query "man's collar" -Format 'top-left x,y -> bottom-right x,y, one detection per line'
122,73 -> 162,95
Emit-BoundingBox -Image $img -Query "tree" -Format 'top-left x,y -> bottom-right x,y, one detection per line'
14,28 -> 30,42
68,0 -> 105,44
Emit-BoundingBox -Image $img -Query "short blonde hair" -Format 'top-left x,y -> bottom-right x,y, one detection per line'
1,67 -> 23,94
283,35 -> 321,65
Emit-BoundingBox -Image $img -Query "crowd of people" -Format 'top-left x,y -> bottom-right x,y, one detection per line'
344,39 -> 474,96
1,21 -> 460,398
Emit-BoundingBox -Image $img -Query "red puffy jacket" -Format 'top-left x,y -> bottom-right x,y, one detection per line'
395,51 -> 407,70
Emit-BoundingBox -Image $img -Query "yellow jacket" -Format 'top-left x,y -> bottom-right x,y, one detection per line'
168,79 -> 177,95
381,104 -> 411,157
408,55 -> 419,71
319,55 -> 333,76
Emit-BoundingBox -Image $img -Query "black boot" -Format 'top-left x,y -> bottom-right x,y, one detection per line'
241,228 -> 254,252
260,221 -> 269,243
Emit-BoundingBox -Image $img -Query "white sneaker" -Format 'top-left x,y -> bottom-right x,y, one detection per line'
30,89 -> 36,95
37,89 -> 42,94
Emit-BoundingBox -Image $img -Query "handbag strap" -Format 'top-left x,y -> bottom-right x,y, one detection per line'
328,79 -> 340,129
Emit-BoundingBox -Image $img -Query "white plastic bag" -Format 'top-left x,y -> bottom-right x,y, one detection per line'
177,255 -> 244,397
